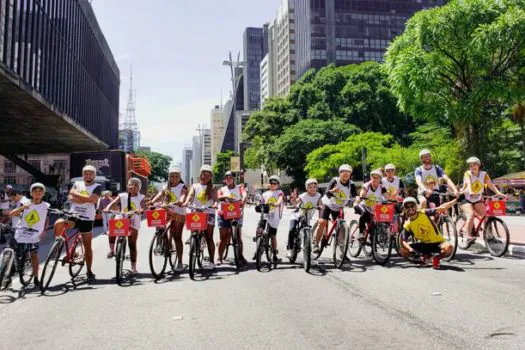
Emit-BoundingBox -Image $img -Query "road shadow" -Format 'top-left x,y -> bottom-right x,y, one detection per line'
0,294 -> 16,304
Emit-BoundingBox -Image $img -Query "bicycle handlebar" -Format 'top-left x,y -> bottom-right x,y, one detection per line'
187,206 -> 213,212
48,208 -> 89,221
107,210 -> 139,218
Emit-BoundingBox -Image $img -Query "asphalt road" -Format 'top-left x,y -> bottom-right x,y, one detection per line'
0,208 -> 524,350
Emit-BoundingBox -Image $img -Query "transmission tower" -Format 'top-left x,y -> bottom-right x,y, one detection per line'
119,66 -> 140,152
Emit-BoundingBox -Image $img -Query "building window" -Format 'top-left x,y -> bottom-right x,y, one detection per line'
3,177 -> 16,185
3,160 -> 15,174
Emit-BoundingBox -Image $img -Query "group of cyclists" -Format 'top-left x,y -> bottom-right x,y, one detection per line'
0,148 -> 510,289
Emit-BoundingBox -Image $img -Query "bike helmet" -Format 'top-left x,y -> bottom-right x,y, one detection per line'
82,165 -> 97,175
200,165 -> 213,173
339,164 -> 353,173
169,167 -> 181,174
224,171 -> 234,177
419,149 -> 431,159
305,178 -> 318,187
370,169 -> 383,178
402,197 -> 418,208
385,163 -> 396,171
30,182 -> 46,192
269,175 -> 281,184
466,156 -> 481,165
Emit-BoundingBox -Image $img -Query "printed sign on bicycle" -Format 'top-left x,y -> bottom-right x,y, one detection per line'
374,204 -> 394,223
221,202 -> 241,220
185,212 -> 208,231
146,209 -> 167,227
109,218 -> 130,236
486,200 -> 506,216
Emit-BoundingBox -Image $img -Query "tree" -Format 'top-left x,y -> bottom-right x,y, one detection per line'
212,151 -> 236,184
271,119 -> 359,185
135,151 -> 172,183
385,0 -> 525,156
512,103 -> 525,169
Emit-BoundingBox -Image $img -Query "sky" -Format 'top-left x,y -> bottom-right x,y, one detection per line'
92,0 -> 281,164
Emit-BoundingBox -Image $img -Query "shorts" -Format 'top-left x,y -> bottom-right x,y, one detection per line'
410,242 -> 443,255
14,241 -> 39,253
206,213 -> 216,226
217,215 -> 243,229
321,206 -> 340,221
169,212 -> 186,224
74,219 -> 94,234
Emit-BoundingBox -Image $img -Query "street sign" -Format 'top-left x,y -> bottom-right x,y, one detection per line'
230,156 -> 240,172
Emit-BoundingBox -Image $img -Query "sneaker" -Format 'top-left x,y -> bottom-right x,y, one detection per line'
86,272 -> 96,282
239,257 -> 248,266
312,244 -> 320,254
273,254 -> 282,263
174,262 -> 184,272
286,250 -> 293,258
216,260 -> 223,266
206,262 -> 215,271
185,237 -> 191,245
131,266 -> 138,274
464,237 -> 476,249
33,276 -> 40,287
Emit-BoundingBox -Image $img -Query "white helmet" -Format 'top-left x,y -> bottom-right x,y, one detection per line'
339,164 -> 353,173
200,165 -> 212,173
169,167 -> 181,174
30,182 -> 46,192
466,156 -> 481,165
269,175 -> 281,184
82,165 -> 97,175
402,197 -> 418,208
385,163 -> 396,171
305,178 -> 318,187
419,149 -> 431,159
370,169 -> 383,178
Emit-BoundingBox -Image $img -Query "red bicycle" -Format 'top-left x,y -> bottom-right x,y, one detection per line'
40,209 -> 87,293
311,200 -> 350,269
455,195 -> 510,257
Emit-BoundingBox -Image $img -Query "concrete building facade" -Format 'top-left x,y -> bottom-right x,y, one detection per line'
182,148 -> 193,185
210,105 -> 225,164
0,154 -> 70,190
202,129 -> 212,166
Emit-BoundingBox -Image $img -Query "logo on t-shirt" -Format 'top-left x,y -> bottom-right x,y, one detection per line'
197,190 -> 208,204
267,196 -> 278,209
25,209 -> 40,228
303,202 -> 314,210
335,191 -> 347,206
168,192 -> 177,203
365,194 -> 377,208
471,180 -> 483,194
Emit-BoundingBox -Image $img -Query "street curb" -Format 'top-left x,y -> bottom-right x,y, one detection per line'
509,244 -> 525,258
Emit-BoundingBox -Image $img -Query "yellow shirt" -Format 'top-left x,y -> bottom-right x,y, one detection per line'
402,210 -> 445,244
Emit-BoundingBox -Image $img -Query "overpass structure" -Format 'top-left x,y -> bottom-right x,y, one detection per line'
0,0 -> 120,187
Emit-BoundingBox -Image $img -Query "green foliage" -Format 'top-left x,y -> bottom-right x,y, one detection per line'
485,117 -> 522,177
385,0 -> 525,155
135,151 -> 172,183
212,151 -> 236,184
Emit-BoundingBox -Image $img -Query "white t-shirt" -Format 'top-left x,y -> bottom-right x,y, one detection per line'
218,185 -> 244,216
70,181 -> 101,221
14,201 -> 50,244
190,183 -> 215,214
0,191 -> 11,210
163,182 -> 186,215
292,192 -> 321,223
322,177 -> 353,210
262,190 -> 284,229
12,196 -> 31,228
118,192 -> 145,229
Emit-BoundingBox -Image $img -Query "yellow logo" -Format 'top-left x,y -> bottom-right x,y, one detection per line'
493,202 -> 501,209
387,186 -> 396,194
365,194 -> 377,208
197,190 -> 208,204
303,202 -> 314,210
418,224 -> 431,238
168,192 -> 177,203
229,193 -> 235,199
227,204 -> 235,212
115,220 -> 124,229
151,211 -> 160,219
192,214 -> 200,223
25,209 -> 40,228
335,191 -> 347,206
80,190 -> 89,196
471,180 -> 483,194
267,196 -> 277,209
381,205 -> 388,214
123,201 -> 137,213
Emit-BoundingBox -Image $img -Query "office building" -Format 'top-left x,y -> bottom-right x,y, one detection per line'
182,148 -> 193,185
260,55 -> 271,105
243,26 -> 269,111
211,105 -> 225,163
202,129 -> 212,166
294,0 -> 446,79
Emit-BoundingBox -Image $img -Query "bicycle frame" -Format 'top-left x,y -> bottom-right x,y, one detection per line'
56,226 -> 82,264
323,208 -> 345,244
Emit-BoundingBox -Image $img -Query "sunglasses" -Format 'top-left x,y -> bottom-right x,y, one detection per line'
404,204 -> 416,209
270,182 -> 279,185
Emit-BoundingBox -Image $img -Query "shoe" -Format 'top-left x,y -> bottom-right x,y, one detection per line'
464,237 -> 476,249
206,262 -> 215,271
239,257 -> 248,266
312,245 -> 320,254
131,267 -> 138,274
33,276 -> 40,287
273,254 -> 282,263
286,250 -> 293,258
174,262 -> 184,272
86,272 -> 96,282
216,260 -> 223,266
185,237 -> 191,245
106,251 -> 115,259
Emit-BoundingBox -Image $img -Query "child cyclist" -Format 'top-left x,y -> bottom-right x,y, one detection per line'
150,167 -> 187,272
182,165 -> 217,270
7,183 -> 50,287
287,178 -> 322,259
262,175 -> 285,262
354,169 -> 388,239
217,171 -> 247,266
103,178 -> 146,274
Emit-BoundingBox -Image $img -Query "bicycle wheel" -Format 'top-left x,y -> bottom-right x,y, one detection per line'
0,250 -> 13,290
68,236 -> 85,278
288,230 -> 299,264
18,250 -> 34,286
231,226 -> 240,271
168,235 -> 178,271
189,234 -> 201,280
115,237 -> 126,285
311,221 -> 323,260
439,217 -> 458,262
363,234 -> 373,257
484,217 -> 510,257
455,214 -> 470,250
149,232 -> 168,280
371,223 -> 392,266
333,222 -> 349,269
348,220 -> 362,258
40,239 -> 64,293
302,228 -> 312,272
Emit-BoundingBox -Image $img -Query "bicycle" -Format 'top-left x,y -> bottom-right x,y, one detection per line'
311,199 -> 351,269
0,228 -> 38,290
107,210 -> 138,285
254,203 -> 276,271
0,222 -> 14,244
348,200 -> 396,265
455,195 -> 510,257
40,209 -> 87,294
218,200 -> 243,271
186,206 -> 212,280
288,206 -> 317,273
147,204 -> 178,280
